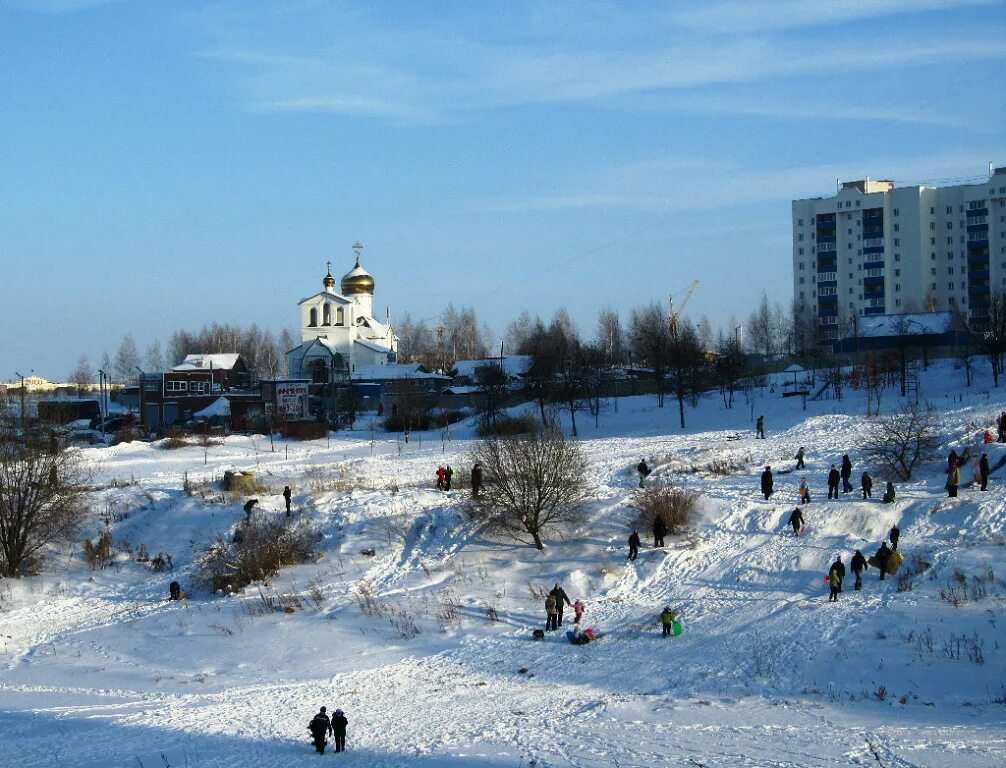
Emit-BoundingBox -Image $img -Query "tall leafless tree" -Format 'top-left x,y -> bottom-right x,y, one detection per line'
630,303 -> 672,408
864,399 -> 940,481
469,426 -> 589,549
69,355 -> 94,396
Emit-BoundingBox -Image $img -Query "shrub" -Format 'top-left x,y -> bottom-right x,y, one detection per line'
864,400 -> 940,480
631,484 -> 699,535
194,519 -> 321,593
159,436 -> 191,450
476,414 -> 537,437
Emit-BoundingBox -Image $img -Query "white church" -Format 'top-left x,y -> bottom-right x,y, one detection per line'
286,243 -> 399,383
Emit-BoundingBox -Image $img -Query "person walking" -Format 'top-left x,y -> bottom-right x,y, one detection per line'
883,481 -> 896,503
948,464 -> 960,498
330,709 -> 348,753
788,507 -> 805,537
545,594 -> 558,631
243,498 -> 259,522
549,583 -> 572,626
653,516 -> 667,548
827,465 -> 841,499
444,465 -> 454,492
861,471 -> 873,500
795,446 -> 806,470
436,466 -> 446,491
661,606 -> 677,637
851,549 -> 868,590
841,455 -> 853,493
756,415 -> 765,439
761,466 -> 774,501
999,411 -> 1006,442
979,452 -> 990,491
799,477 -> 810,504
471,462 -> 483,497
628,529 -> 640,561
573,599 -> 585,625
828,556 -> 845,602
889,524 -> 900,551
876,541 -> 892,581
308,707 -> 331,754
637,458 -> 651,487
282,485 -> 292,516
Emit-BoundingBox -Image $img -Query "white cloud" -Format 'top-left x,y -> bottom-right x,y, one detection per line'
668,0 -> 1002,34
483,150 -> 1004,214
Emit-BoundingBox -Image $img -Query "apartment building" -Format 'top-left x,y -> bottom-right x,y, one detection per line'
792,166 -> 1006,340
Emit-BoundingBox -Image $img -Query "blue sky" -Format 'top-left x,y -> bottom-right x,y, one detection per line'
2,0 -> 1004,380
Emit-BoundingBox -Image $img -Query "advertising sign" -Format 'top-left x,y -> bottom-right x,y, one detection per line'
276,382 -> 310,420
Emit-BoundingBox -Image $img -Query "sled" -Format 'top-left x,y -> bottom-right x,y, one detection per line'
799,525 -> 809,536
887,550 -> 905,575
867,555 -> 879,569
672,620 -> 683,637
532,629 -> 545,640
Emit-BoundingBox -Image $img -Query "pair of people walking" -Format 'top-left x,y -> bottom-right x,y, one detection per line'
308,707 -> 349,754
545,583 -> 573,631
436,465 -> 454,491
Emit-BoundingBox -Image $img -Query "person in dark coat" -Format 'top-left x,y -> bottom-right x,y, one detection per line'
169,581 -> 182,600
999,411 -> 1006,442
795,446 -> 806,470
471,462 -> 483,497
883,481 -> 896,503
861,471 -> 873,500
637,459 -> 651,487
549,583 -> 571,626
948,450 -> 959,472
756,415 -> 765,439
827,465 -> 841,499
282,486 -> 292,516
761,466 -> 774,500
243,498 -> 258,522
653,516 -> 667,548
330,709 -> 348,753
309,707 -> 330,754
788,507 -> 804,537
876,542 -> 892,580
628,529 -> 640,561
889,524 -> 900,551
828,556 -> 845,602
444,465 -> 454,491
850,549 -> 868,590
979,453 -> 990,491
840,455 -> 853,493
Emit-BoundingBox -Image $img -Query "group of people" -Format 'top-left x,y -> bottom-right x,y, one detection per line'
826,524 -> 901,601
435,465 -> 454,491
308,707 -> 349,755
544,583 -> 584,631
767,453 -> 897,509
627,516 -> 667,560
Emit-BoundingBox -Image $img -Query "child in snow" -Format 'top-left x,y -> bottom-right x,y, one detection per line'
573,599 -> 585,624
661,606 -> 677,637
799,477 -> 810,504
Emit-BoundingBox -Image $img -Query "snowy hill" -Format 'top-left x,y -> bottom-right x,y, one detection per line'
2,360 -> 1005,767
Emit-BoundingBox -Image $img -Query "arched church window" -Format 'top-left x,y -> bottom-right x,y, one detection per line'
309,308 -> 318,327
323,304 -> 331,325
336,307 -> 344,325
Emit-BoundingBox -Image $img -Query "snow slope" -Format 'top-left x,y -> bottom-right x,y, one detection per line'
1,360 -> 1005,767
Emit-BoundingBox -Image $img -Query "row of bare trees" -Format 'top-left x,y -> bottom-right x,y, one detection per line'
396,305 -> 494,370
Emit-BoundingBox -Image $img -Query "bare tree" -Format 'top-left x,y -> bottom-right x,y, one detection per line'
864,400 -> 940,481
982,292 -> 1006,387
666,321 -> 705,429
714,329 -> 747,408
474,363 -> 508,432
469,426 -> 589,549
596,306 -> 625,365
69,355 -> 94,396
747,293 -> 774,357
504,310 -> 537,355
630,303 -> 672,407
113,335 -> 141,383
0,430 -> 90,576
144,340 -> 165,373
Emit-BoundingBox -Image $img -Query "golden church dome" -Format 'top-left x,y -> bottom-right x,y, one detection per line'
341,255 -> 374,295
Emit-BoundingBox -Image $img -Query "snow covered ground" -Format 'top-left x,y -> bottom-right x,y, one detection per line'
2,360 -> 1005,767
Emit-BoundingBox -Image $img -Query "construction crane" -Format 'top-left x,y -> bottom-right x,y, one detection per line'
668,280 -> 700,334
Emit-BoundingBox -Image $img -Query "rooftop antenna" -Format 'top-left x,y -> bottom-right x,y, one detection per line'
991,161 -> 995,179
836,177 -> 841,193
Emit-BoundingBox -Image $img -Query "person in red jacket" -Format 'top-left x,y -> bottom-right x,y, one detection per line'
436,465 -> 446,490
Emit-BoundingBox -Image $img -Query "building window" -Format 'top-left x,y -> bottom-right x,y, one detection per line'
895,268 -> 901,276
336,307 -> 344,325
798,262 -> 804,269
798,247 -> 804,255
931,283 -> 937,290
893,223 -> 899,232
799,277 -> 805,284
947,222 -> 953,230
931,267 -> 936,275
930,207 -> 935,215
894,238 -> 899,246
930,222 -> 936,230
931,238 -> 936,245
797,218 -> 803,226
895,284 -> 900,292
165,380 -> 188,393
948,267 -> 954,274
309,308 -> 318,327
946,206 -> 952,214
895,254 -> 901,261
322,304 -> 331,325
893,208 -> 899,216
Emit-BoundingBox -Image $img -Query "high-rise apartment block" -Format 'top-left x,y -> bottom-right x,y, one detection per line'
792,166 -> 1006,340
